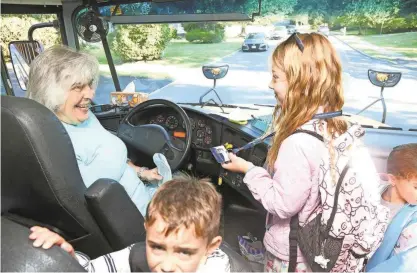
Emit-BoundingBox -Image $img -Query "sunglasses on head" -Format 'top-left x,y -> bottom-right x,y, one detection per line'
287,32 -> 304,52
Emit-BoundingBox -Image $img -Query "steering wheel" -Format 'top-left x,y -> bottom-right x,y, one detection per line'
117,99 -> 192,171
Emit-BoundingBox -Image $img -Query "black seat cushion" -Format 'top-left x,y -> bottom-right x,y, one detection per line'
1,217 -> 86,272
1,96 -> 112,258
85,179 -> 146,250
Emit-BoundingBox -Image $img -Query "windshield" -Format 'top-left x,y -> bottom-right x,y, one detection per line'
48,1 -> 417,130
80,1 -> 417,130
97,0 -> 259,17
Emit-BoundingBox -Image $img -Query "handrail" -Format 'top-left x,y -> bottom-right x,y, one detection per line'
28,21 -> 59,41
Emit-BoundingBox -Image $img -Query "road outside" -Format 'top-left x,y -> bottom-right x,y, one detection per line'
150,36 -> 417,130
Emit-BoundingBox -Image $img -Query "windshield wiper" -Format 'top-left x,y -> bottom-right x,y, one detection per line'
177,102 -> 259,111
254,103 -> 275,107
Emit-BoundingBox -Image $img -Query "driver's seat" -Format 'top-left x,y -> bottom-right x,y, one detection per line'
1,96 -> 145,258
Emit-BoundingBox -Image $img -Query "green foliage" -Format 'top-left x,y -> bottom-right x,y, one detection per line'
309,10 -> 326,28
186,29 -> 224,43
260,0 -> 298,15
183,22 -> 224,32
170,28 -> 178,39
111,24 -> 171,62
385,14 -> 417,32
0,15 -> 61,60
339,0 -> 401,34
364,0 -> 399,33
184,23 -> 225,43
294,0 -> 329,28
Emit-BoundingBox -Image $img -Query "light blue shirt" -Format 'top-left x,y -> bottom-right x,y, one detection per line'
62,111 -> 156,215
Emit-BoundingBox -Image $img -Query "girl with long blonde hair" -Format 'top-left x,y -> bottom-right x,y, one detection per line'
222,33 -> 380,272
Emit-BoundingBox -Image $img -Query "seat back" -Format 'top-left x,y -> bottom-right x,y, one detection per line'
1,96 -> 112,258
1,217 -> 86,272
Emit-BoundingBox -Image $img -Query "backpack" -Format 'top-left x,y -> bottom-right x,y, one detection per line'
288,121 -> 390,272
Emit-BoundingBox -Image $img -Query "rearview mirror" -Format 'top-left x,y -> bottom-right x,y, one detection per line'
368,69 -> 401,88
8,41 -> 43,91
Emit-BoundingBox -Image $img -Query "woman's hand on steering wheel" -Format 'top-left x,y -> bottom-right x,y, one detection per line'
128,161 -> 162,181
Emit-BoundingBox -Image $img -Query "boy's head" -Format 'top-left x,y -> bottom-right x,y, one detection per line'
387,143 -> 417,205
144,175 -> 222,272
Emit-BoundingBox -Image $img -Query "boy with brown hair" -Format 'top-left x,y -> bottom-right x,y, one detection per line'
366,143 -> 417,272
29,175 -> 233,272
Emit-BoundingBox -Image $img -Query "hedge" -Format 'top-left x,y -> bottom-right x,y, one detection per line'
186,29 -> 224,43
111,24 -> 171,62
184,23 -> 225,43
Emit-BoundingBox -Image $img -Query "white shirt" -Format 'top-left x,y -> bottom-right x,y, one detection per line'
75,245 -> 230,273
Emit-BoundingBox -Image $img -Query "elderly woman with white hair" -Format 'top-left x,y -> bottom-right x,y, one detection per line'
26,45 -> 170,216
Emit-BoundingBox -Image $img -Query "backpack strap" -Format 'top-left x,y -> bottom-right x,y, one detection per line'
288,129 -> 324,272
292,129 -> 325,142
366,205 -> 417,271
288,215 -> 300,272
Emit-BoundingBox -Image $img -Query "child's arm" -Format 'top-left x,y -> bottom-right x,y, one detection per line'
29,226 -> 75,257
29,226 -> 133,273
243,135 -> 314,219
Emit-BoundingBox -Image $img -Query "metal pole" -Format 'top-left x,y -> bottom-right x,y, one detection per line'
356,98 -> 381,115
92,5 -> 121,91
380,86 -> 387,123
1,48 -> 15,96
100,33 -> 121,91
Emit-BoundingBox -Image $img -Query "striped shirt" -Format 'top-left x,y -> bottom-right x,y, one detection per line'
75,245 -> 230,273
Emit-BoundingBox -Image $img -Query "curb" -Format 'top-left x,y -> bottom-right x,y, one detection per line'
332,34 -> 392,63
333,35 -> 417,71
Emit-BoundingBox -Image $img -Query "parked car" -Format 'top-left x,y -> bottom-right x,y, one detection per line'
318,25 -> 330,36
286,25 -> 297,34
242,32 -> 268,52
270,26 -> 287,40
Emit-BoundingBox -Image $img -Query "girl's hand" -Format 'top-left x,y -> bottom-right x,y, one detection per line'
29,226 -> 75,257
141,168 -> 162,181
221,153 -> 254,173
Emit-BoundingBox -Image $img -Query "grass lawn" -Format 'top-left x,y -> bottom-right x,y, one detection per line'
99,66 -> 171,79
83,38 -> 243,74
338,32 -> 417,61
360,32 -> 417,59
160,39 -> 243,68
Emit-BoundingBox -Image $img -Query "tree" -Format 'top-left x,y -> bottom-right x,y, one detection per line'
342,0 -> 371,34
293,0 -> 330,28
111,24 -> 171,61
0,15 -> 61,60
340,0 -> 400,34
400,0 -> 417,14
362,0 -> 400,34
259,0 -> 298,15
235,0 -> 297,36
